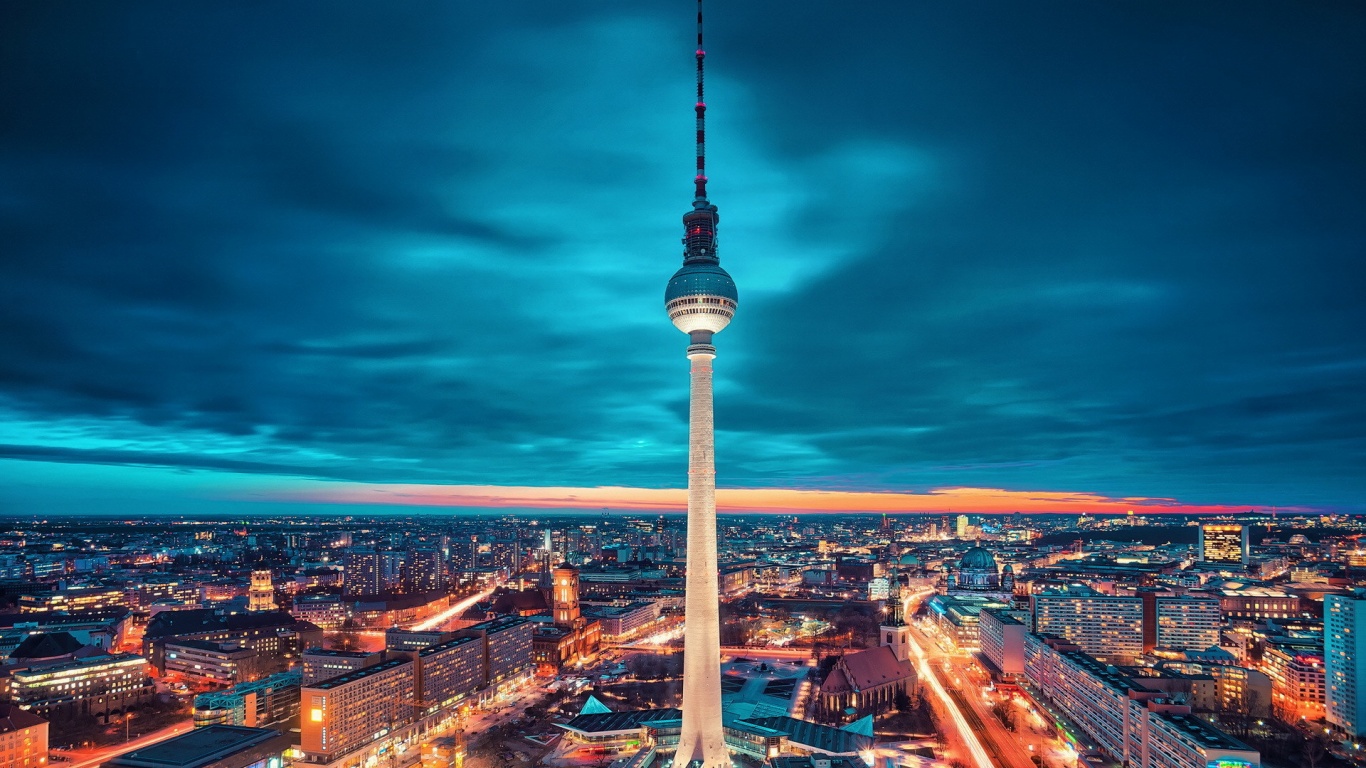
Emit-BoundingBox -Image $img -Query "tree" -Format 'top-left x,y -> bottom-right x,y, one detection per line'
991,701 -> 1018,732
1301,733 -> 1328,768
332,618 -> 361,651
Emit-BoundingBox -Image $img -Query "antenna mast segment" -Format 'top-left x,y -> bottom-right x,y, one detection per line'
694,0 -> 708,202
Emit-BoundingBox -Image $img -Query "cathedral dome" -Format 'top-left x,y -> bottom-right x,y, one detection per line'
960,546 -> 997,571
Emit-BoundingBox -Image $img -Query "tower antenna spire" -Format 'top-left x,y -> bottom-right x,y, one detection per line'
694,0 -> 708,203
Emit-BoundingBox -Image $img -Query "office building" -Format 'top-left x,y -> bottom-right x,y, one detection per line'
164,639 -> 260,686
0,703 -> 47,768
1326,590 -> 1366,737
193,670 -> 302,728
10,651 -> 155,722
1200,524 -> 1250,566
143,608 -> 321,676
291,593 -> 347,630
20,587 -> 127,613
1218,588 -> 1300,621
582,601 -> 660,642
1032,587 -> 1144,663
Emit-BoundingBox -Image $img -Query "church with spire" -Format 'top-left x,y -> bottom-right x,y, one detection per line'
815,565 -> 918,722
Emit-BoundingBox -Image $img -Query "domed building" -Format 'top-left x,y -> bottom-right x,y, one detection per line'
953,546 -> 1001,592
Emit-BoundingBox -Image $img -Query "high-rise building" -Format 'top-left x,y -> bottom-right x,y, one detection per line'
955,514 -> 969,539
1263,637 -> 1325,722
1024,635 -> 1259,768
405,548 -> 445,594
302,658 -> 415,762
343,548 -> 381,596
1154,595 -> 1222,651
247,570 -> 276,612
1326,590 -> 1366,737
1032,587 -> 1144,664
1199,523 -> 1250,565
415,635 -> 483,711
664,3 -> 736,763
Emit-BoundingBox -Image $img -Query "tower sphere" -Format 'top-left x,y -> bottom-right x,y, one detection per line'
665,262 -> 737,335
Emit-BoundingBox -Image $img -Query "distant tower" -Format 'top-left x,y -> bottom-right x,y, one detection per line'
248,570 -> 276,612
666,2 -> 736,765
881,566 -> 911,662
1001,563 -> 1016,594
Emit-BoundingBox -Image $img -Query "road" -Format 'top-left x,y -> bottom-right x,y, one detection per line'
901,589 -> 996,768
907,592 -> 1073,768
52,721 -> 193,768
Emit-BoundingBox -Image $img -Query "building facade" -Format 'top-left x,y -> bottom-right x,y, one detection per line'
1025,634 -> 1260,768
0,704 -> 47,768
1325,591 -> 1366,737
1154,596 -> 1222,651
1032,588 -> 1144,664
164,639 -> 259,686
1200,524 -> 1250,565
193,670 -> 301,728
979,608 -> 1026,676
10,652 -> 155,723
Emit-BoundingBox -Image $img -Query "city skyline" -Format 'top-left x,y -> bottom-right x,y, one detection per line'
4,2 -> 1366,517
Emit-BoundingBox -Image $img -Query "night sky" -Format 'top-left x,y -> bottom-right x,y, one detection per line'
2,2 -> 1364,516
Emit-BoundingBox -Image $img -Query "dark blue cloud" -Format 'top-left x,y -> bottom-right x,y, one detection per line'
0,1 -> 1363,511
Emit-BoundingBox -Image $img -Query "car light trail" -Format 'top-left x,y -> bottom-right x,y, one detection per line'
412,588 -> 496,631
904,590 -> 994,768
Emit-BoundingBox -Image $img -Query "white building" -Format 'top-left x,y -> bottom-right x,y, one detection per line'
1326,590 -> 1366,737
979,608 -> 1026,676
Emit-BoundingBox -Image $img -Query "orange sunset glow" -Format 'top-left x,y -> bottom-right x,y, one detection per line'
260,482 -> 1269,515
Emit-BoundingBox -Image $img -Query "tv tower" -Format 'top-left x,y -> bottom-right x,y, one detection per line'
665,1 -> 736,765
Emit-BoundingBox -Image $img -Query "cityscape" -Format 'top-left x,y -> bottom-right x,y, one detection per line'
0,512 -> 1363,768
2,2 -> 1365,768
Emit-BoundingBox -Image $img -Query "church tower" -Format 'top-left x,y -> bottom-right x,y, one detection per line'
880,566 -> 911,663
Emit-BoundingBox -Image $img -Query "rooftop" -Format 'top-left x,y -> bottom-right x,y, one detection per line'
0,702 -> 46,734
560,707 -> 682,735
418,635 -> 479,657
104,724 -> 286,767
1156,711 -> 1254,752
308,657 -> 410,690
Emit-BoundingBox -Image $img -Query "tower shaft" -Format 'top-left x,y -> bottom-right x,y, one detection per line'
675,342 -> 728,768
